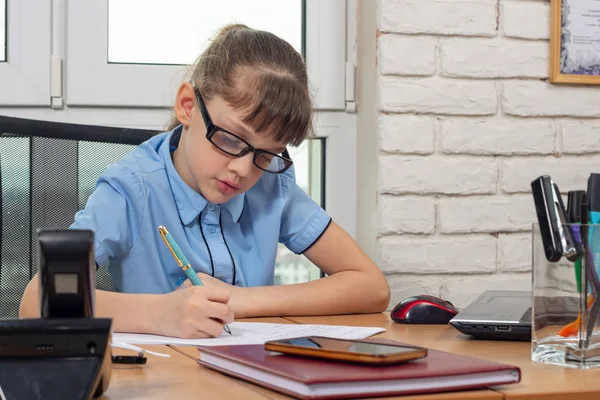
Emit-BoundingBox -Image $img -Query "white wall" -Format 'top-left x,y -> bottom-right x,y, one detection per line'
373,0 -> 600,308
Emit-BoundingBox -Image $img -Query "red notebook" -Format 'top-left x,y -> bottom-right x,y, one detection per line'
197,339 -> 521,399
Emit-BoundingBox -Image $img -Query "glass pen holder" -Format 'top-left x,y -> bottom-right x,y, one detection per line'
532,223 -> 600,369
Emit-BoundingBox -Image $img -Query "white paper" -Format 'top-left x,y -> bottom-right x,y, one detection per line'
112,322 -> 386,346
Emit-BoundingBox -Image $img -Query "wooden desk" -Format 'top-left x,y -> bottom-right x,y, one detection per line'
166,317 -> 472,400
102,344 -> 267,399
102,313 -> 600,399
102,317 -> 289,400
104,315 -> 501,400
286,314 -> 600,400
107,344 -> 500,400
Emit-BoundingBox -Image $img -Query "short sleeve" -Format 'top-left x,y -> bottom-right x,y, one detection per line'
279,166 -> 332,254
70,165 -> 146,267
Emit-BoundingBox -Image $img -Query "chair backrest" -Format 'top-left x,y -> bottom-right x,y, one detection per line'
0,115 -> 157,318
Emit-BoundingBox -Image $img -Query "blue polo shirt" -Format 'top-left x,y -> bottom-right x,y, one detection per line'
70,126 -> 331,293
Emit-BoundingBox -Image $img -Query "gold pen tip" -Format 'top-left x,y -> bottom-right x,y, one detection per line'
158,225 -> 168,235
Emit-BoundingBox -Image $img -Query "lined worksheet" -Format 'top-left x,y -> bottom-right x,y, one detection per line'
112,322 -> 386,346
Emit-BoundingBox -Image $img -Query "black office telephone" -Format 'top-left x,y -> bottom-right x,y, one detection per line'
0,229 -> 112,400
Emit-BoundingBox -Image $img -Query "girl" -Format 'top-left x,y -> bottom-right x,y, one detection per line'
20,24 -> 390,338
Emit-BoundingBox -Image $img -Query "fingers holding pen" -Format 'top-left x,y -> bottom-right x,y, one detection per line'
159,285 -> 234,338
196,295 -> 234,325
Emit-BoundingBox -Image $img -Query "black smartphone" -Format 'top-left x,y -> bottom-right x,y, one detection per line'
265,336 -> 427,365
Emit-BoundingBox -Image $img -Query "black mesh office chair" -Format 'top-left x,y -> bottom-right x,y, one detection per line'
0,115 -> 157,318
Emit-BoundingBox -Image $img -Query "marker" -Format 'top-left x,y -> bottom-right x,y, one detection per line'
567,190 -> 587,292
588,174 -> 600,224
587,174 -> 600,290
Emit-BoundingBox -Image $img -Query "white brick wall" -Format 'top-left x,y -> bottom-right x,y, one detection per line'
501,156 -> 600,193
379,0 -> 497,36
441,275 -> 532,309
380,77 -> 497,115
438,196 -> 534,234
440,38 -> 548,78
503,80 -> 600,117
376,0 -> 594,310
501,0 -> 550,40
379,156 -> 498,195
498,234 -> 531,272
378,235 -> 497,274
378,35 -> 437,76
378,196 -> 436,234
441,117 -> 555,155
379,115 -> 435,154
560,120 -> 600,154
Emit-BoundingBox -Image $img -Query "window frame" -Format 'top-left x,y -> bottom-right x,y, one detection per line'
0,0 -> 51,105
65,0 -> 347,110
0,0 -> 358,240
0,0 -> 5,62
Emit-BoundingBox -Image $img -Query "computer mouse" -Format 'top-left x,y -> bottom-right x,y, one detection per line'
391,294 -> 459,324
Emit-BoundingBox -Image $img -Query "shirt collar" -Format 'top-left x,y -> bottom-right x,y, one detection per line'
161,126 -> 245,225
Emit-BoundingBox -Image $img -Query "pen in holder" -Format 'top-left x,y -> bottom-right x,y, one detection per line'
532,223 -> 600,369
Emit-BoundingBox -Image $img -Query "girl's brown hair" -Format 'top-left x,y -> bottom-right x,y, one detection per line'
167,24 -> 313,147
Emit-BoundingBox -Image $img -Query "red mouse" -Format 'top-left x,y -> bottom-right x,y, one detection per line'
391,295 -> 459,324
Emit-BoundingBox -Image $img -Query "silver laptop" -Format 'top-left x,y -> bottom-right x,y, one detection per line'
449,290 -> 532,341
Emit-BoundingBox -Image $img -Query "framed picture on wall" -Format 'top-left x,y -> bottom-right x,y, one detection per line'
550,0 -> 600,84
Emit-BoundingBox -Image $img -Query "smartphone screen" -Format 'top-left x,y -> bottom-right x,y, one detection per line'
266,336 -> 427,364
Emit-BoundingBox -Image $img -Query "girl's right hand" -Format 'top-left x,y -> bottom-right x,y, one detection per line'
155,285 -> 234,338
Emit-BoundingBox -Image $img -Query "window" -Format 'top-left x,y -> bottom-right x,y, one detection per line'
1,0 -> 6,62
1,0 -> 357,287
275,139 -> 325,285
107,0 -> 302,65
0,0 -> 50,105
66,0 -> 346,109
64,0 -> 349,284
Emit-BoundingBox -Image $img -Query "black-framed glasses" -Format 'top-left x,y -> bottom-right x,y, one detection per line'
193,87 -> 293,174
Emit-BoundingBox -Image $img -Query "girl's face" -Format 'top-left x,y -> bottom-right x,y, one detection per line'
173,86 -> 288,205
